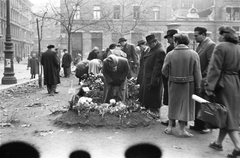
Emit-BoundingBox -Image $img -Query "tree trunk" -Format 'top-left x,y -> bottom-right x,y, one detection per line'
67,32 -> 72,57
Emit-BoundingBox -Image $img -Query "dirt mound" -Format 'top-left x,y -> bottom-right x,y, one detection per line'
54,110 -> 157,128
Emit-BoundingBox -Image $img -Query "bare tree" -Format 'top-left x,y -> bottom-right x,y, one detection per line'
100,0 -> 153,37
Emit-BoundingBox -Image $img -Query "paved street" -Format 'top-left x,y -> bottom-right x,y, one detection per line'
0,58 -> 37,90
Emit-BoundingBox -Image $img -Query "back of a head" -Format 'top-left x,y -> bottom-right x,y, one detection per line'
174,34 -> 190,46
109,43 -> 117,50
219,26 -> 239,44
125,143 -> 162,158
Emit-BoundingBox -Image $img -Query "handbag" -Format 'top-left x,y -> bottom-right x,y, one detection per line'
192,95 -> 228,129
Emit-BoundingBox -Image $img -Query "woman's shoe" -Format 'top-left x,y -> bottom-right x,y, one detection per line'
209,142 -> 223,151
227,149 -> 240,158
164,128 -> 172,135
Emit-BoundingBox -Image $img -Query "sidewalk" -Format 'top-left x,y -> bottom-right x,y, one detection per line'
0,58 -> 38,91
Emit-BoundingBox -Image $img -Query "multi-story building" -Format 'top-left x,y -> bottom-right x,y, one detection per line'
59,0 -> 240,59
0,0 -> 34,60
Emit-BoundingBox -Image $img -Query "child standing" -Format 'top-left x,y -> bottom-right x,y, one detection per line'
29,53 -> 39,79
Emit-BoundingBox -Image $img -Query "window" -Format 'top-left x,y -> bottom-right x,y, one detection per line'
113,5 -> 121,19
226,7 -> 240,21
74,6 -> 81,20
133,5 -> 140,19
153,6 -> 160,20
93,5 -> 101,20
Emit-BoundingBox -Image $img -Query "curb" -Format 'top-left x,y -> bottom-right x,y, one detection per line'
0,78 -> 39,91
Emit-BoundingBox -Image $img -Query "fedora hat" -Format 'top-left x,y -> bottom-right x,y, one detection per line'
146,34 -> 157,44
47,45 -> 55,49
118,37 -> 127,43
137,40 -> 146,46
164,29 -> 178,38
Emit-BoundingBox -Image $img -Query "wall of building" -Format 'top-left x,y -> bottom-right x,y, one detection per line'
59,0 -> 240,60
0,0 -> 34,61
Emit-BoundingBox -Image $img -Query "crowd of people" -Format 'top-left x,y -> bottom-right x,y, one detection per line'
39,25 -> 240,157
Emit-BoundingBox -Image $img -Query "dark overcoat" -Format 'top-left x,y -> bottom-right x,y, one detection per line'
136,47 -> 150,85
62,53 -> 72,68
162,45 -> 202,121
41,49 -> 60,85
121,43 -> 138,78
205,42 -> 240,130
138,42 -> 165,109
29,57 -> 39,75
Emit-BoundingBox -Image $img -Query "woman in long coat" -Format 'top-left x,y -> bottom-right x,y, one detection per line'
162,34 -> 202,137
29,53 -> 39,79
204,26 -> 240,157
138,34 -> 165,116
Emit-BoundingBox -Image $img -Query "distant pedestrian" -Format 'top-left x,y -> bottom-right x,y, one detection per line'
27,54 -> 31,70
162,34 -> 202,137
29,53 -> 39,79
16,55 -> 21,64
62,49 -> 72,77
119,37 -> 138,78
41,45 -> 60,96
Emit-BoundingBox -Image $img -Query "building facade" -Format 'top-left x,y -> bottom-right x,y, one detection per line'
59,0 -> 240,59
0,0 -> 34,60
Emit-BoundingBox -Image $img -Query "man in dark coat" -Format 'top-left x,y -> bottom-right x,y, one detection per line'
41,45 -> 60,96
136,40 -> 149,85
190,27 -> 216,134
161,29 -> 178,127
119,37 -> 138,78
138,34 -> 165,116
102,54 -> 130,103
62,49 -> 72,77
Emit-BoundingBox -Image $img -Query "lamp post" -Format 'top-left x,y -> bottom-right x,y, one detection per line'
1,0 -> 17,84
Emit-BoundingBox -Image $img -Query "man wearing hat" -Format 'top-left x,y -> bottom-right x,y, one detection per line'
138,34 -> 165,117
118,37 -> 138,78
190,26 -> 216,134
136,40 -> 149,86
161,29 -> 178,127
41,45 -> 60,96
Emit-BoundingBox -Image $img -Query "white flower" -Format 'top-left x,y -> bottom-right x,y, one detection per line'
109,99 -> 116,105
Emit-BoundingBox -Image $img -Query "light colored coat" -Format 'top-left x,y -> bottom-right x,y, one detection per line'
205,42 -> 240,130
162,44 -> 202,121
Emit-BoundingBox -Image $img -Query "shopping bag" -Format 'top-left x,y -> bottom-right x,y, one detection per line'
192,94 -> 227,129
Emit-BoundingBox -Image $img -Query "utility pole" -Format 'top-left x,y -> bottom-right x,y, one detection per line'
36,18 -> 43,88
1,0 -> 17,85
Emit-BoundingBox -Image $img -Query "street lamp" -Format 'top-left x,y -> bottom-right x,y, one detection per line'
1,0 -> 17,84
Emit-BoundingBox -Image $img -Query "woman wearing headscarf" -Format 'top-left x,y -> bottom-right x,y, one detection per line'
204,26 -> 240,157
102,54 -> 130,103
162,34 -> 202,137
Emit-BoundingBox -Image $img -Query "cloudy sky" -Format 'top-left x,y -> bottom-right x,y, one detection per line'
30,0 -> 59,12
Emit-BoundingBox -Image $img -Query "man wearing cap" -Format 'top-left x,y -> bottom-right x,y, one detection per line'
136,40 -> 149,86
161,29 -> 178,127
107,43 -> 127,58
190,26 -> 216,134
118,37 -> 138,78
41,45 -> 60,96
138,34 -> 165,117
102,54 -> 130,103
